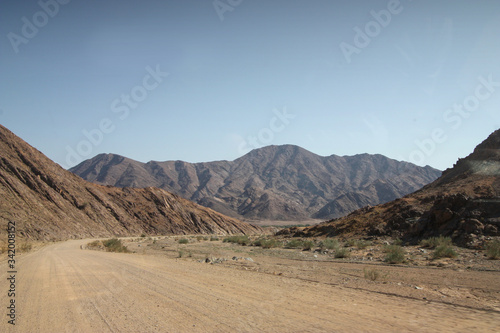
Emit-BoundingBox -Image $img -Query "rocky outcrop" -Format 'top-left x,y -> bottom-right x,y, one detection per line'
0,125 -> 262,241
283,129 -> 500,247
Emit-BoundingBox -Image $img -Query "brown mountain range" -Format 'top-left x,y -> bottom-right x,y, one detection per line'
0,125 -> 262,241
70,146 -> 441,221
283,129 -> 500,247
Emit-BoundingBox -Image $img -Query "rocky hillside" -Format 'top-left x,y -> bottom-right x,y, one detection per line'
70,146 -> 441,221
282,129 -> 500,248
0,125 -> 262,241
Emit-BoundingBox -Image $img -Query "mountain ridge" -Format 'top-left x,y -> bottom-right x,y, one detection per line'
284,129 -> 500,247
71,144 -> 441,221
0,124 -> 262,241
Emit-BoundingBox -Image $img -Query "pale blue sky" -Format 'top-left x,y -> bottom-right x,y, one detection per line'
1,0 -> 499,170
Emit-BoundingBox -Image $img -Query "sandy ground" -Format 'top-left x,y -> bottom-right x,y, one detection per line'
1,239 -> 499,333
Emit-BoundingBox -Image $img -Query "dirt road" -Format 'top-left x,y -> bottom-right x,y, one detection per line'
1,240 -> 498,332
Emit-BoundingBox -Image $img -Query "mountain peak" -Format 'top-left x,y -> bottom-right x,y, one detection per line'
432,128 -> 500,186
466,129 -> 500,166
242,144 -> 311,157
71,143 -> 441,221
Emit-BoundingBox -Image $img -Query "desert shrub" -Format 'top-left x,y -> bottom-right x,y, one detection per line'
236,236 -> 250,246
178,238 -> 189,244
384,245 -> 405,264
364,268 -> 381,281
252,237 -> 264,247
140,234 -> 146,238
102,238 -> 129,253
285,239 -> 304,249
486,240 -> 500,259
420,236 -> 452,249
223,236 -> 250,246
382,244 -> 392,253
19,243 -> 33,253
320,238 -> 339,250
432,244 -> 457,259
253,238 -> 280,249
283,239 -> 315,250
302,240 -> 315,251
87,240 -> 102,249
393,238 -> 403,246
210,236 -> 219,241
344,239 -> 371,249
355,240 -> 371,249
178,251 -> 192,258
334,247 -> 350,258
261,239 -> 281,249
345,239 -> 357,247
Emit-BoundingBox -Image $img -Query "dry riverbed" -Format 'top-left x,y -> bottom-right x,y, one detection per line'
1,236 -> 498,332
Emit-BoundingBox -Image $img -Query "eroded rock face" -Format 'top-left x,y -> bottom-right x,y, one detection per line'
462,219 -> 484,234
0,125 -> 263,241
288,129 -> 500,247
71,146 -> 441,221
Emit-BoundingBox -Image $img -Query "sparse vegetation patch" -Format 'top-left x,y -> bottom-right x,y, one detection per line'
86,240 -> 102,250
253,238 -> 281,249
334,247 -> 350,258
302,240 -> 315,251
432,244 -> 457,259
364,268 -> 381,281
285,239 -> 304,249
223,235 -> 250,246
384,245 -> 405,264
19,243 -> 33,253
355,240 -> 371,249
102,238 -> 129,253
320,238 -> 339,250
420,236 -> 452,249
393,238 -> 402,246
486,240 -> 500,260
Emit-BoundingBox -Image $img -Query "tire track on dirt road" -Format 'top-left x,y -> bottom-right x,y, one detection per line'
1,240 -> 499,332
